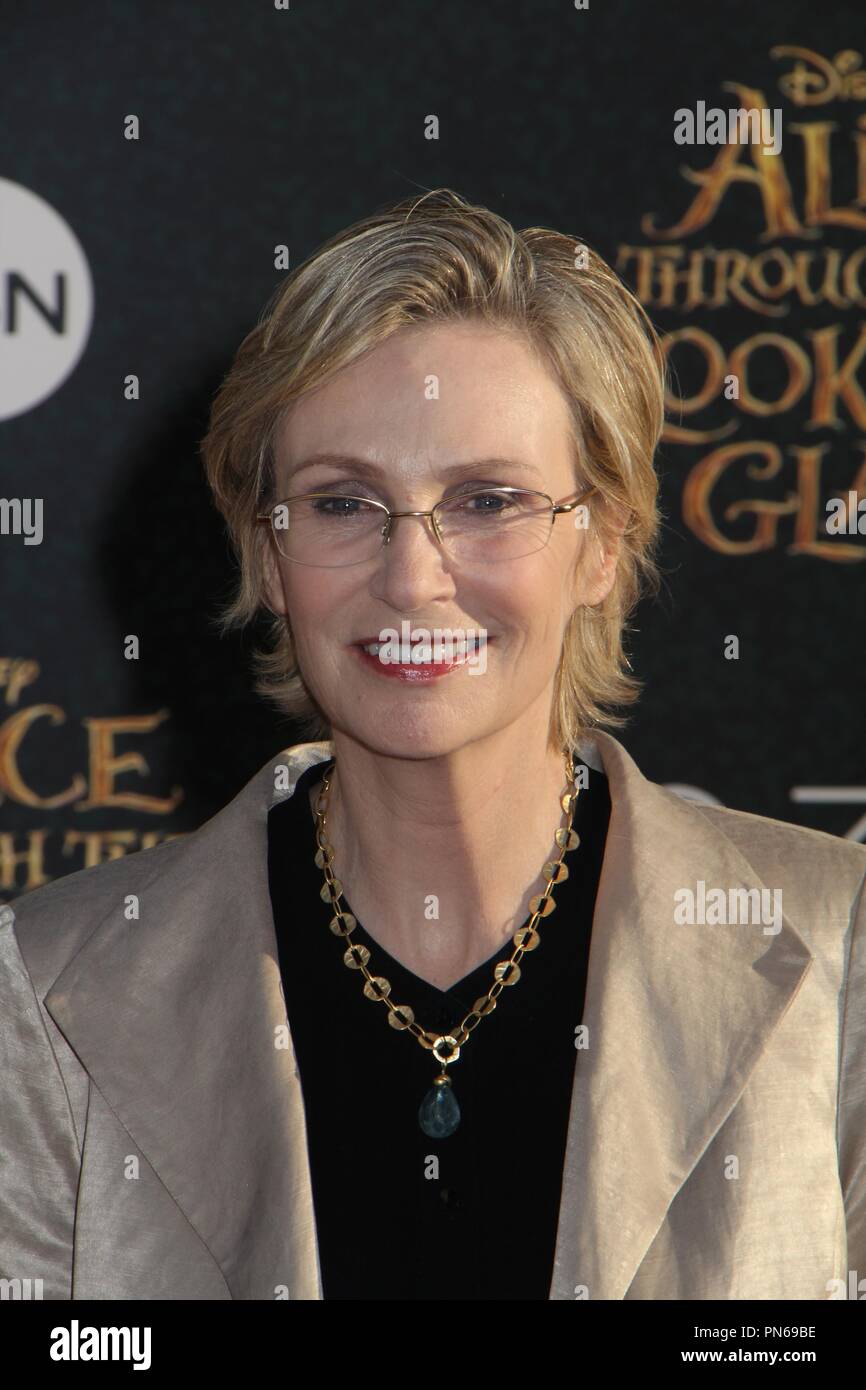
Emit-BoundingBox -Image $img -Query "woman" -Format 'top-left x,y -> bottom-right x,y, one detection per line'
2,189 -> 865,1301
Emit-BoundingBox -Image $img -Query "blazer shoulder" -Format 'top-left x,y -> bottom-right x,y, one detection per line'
4,742 -> 325,996
687,797 -> 866,891
5,832 -> 190,996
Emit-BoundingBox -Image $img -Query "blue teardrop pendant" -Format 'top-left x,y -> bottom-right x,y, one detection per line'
419,1074 -> 461,1137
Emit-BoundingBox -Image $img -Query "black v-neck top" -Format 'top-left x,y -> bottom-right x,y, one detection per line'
267,755 -> 610,1300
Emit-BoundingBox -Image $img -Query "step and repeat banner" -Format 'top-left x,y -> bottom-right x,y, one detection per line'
1,0 -> 865,899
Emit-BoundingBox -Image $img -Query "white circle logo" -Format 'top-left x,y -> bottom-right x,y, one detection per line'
0,178 -> 94,421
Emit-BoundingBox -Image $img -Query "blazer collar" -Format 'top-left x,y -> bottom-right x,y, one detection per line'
44,731 -> 812,1300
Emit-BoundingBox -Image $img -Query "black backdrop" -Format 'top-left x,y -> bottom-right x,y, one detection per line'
2,0 -> 865,898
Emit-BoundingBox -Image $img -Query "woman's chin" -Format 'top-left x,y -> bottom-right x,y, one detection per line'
342,706 -> 484,759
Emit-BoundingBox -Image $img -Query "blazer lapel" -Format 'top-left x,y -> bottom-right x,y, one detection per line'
44,740 -> 336,1300
548,730 -> 814,1299
42,729 -> 814,1301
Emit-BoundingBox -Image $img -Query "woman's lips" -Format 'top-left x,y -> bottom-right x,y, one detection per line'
350,638 -> 491,681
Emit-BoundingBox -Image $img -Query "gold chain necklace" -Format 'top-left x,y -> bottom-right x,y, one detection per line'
312,748 -> 581,1138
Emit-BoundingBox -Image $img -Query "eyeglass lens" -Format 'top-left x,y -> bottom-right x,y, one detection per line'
269,490 -> 555,566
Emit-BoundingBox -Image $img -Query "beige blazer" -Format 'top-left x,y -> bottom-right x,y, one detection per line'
2,730 -> 865,1301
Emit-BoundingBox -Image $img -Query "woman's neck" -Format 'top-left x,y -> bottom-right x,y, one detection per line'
306,733 -> 573,991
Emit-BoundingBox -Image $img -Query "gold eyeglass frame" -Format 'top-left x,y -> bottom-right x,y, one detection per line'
255,484 -> 598,567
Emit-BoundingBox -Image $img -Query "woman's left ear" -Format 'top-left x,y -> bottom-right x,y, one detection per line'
261,539 -> 288,618
583,501 -> 627,607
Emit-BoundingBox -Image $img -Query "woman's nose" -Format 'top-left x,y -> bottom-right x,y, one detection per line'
382,509 -> 441,551
373,511 -> 456,601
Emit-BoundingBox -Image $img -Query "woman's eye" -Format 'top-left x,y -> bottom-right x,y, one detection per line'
456,491 -> 512,511
310,495 -> 379,517
312,496 -> 361,514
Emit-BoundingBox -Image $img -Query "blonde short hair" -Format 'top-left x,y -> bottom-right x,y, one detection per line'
200,188 -> 667,752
